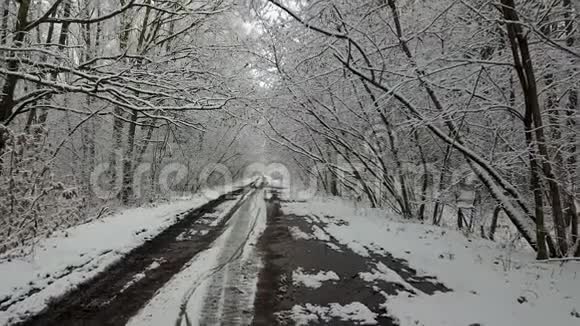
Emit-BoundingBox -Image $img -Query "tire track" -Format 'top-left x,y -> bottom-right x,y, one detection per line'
175,190 -> 264,326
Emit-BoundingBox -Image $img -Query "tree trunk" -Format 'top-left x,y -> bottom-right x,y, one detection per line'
457,208 -> 464,229
35,0 -> 71,125
111,108 -> 124,193
0,0 -> 9,45
415,130 -> 428,220
563,0 -> 579,255
527,114 -> 549,259
25,12 -> 56,129
121,110 -> 137,204
0,0 -> 31,123
136,118 -> 156,166
501,0 -> 567,256
111,0 -> 133,197
433,142 -> 452,225
137,0 -> 152,53
326,139 -> 339,196
489,204 -> 501,241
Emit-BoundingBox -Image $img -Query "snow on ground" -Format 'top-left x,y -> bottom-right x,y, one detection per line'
311,224 -> 330,241
358,262 -> 417,293
120,260 -> 164,293
127,188 -> 267,326
289,217 -> 341,251
0,179 -> 256,325
285,197 -> 580,326
293,268 -> 340,289
289,226 -> 313,240
284,302 -> 378,325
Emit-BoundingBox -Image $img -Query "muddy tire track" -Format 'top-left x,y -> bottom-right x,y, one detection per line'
189,190 -> 264,325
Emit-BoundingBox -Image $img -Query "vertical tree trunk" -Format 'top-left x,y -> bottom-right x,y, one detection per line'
433,143 -> 452,225
32,0 -> 72,125
415,130 -> 428,220
136,118 -> 156,166
0,0 -> 10,160
80,2 -> 96,196
55,1 -> 72,51
457,208 -> 464,229
30,10 -> 55,126
112,0 -> 132,198
0,0 -> 9,45
501,0 -> 567,256
137,0 -> 152,54
326,139 -> 339,196
111,108 -> 124,194
489,204 -> 501,241
120,1 -> 156,204
469,191 -> 480,232
0,0 -> 31,123
563,0 -> 579,255
121,111 -> 137,203
526,111 -> 549,259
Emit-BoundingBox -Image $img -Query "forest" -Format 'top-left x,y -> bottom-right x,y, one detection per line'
0,0 -> 578,261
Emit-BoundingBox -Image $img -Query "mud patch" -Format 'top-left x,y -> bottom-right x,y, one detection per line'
253,190 -> 287,326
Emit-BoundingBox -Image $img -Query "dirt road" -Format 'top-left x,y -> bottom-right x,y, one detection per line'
14,184 -> 450,326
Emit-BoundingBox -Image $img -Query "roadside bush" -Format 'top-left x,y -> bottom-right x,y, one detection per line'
0,126 -> 84,255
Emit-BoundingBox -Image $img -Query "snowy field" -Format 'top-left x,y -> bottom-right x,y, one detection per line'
284,197 -> 580,326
